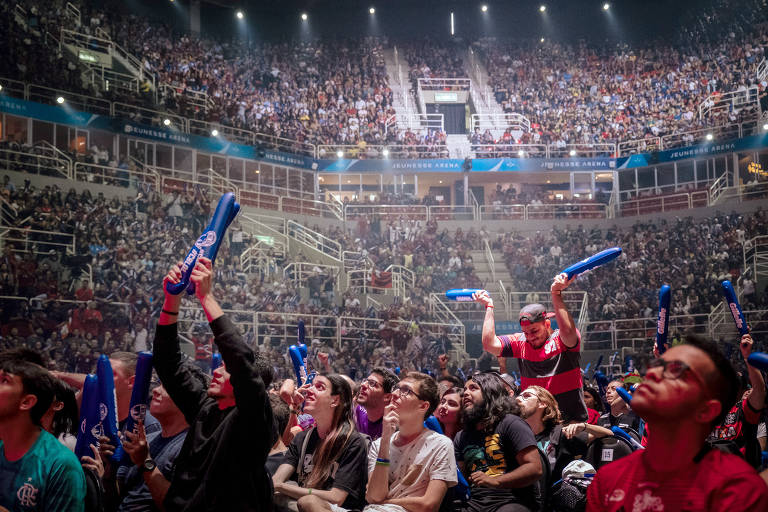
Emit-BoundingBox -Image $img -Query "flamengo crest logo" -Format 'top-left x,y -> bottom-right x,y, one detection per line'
131,404 -> 148,422
657,308 -> 667,334
17,478 -> 39,507
195,231 -> 217,249
729,303 -> 743,329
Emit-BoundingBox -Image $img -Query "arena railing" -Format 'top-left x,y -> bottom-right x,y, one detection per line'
27,84 -> 111,116
254,133 -> 317,157
478,204 -> 526,221
188,119 -> 254,145
0,148 -> 72,179
113,102 -> 187,131
281,197 -> 343,220
386,113 -> 446,136
549,144 -> 617,158
659,123 -> 743,150
508,291 -> 587,323
428,205 -> 476,221
617,137 -> 662,158
74,162 -> 160,190
484,239 -> 496,283
710,181 -> 768,205
0,77 -> 26,99
0,196 -> 18,226
526,203 -> 608,220
318,144 -> 449,160
618,192 -> 693,217
344,204 -> 429,222
470,113 -> 531,133
698,86 -> 760,120
0,225 -> 76,255
387,264 -> 415,299
471,144 -> 548,158
284,262 -> 340,290
417,78 -> 471,91
743,235 -> 768,285
433,291 -> 510,324
287,220 -> 342,262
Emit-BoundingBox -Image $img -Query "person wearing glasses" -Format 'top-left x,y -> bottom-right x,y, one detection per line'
355,368 -> 399,441
365,372 -> 457,512
272,374 -> 369,512
587,334 -> 768,511
473,274 -> 588,424
454,372 -> 542,512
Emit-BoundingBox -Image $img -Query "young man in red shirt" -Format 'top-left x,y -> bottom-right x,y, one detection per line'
587,335 -> 768,511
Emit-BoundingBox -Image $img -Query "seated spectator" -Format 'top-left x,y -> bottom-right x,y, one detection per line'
272,374 -> 369,512
595,379 -> 642,437
587,335 -> 768,511
454,372 -> 542,512
355,368 -> 399,441
365,371 -> 457,512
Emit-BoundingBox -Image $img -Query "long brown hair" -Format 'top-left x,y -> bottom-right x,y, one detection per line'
305,374 -> 356,489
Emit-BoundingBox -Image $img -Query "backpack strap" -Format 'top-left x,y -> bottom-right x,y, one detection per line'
297,427 -> 315,486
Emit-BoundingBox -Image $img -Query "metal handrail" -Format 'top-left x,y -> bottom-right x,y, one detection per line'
0,148 -> 72,179
0,225 -> 76,255
345,204 -> 429,221
284,262 -> 340,290
318,144 -> 449,159
484,239 -> 496,282
73,162 -> 160,189
286,220 -> 342,262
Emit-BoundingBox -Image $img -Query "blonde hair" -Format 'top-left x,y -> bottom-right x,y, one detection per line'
527,385 -> 561,429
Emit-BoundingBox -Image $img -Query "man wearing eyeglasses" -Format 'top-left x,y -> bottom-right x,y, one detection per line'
473,273 -> 587,423
587,335 -> 768,511
355,369 -> 398,441
365,372 -> 457,512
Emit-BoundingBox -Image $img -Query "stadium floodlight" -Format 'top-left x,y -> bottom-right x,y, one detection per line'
369,7 -> 375,14
763,123 -> 768,131
211,129 -> 219,137
382,148 -> 389,157
518,150 -> 525,157
603,3 -> 610,10
569,149 -> 577,156
301,13 -> 308,20
481,5 -> 488,12
336,150 -> 344,158
705,133 -> 713,141
539,5 -> 546,12
56,96 -> 65,104
540,37 -> 545,42
163,118 -> 171,126
0,84 -> 3,92
236,10 -> 244,19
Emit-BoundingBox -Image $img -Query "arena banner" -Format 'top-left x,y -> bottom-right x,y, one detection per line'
316,157 -> 616,172
0,96 -> 315,167
617,132 -> 768,168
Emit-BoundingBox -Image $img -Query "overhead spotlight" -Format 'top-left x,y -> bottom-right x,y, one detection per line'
603,3 -> 610,10
382,148 -> 389,157
336,150 -> 344,158
56,96 -> 65,104
539,5 -> 546,12
481,5 -> 488,12
762,123 -> 768,131
369,7 -> 375,14
211,129 -> 219,137
540,37 -> 545,42
0,84 -> 3,92
301,12 -> 308,20
236,10 -> 244,19
518,150 -> 525,157
163,118 -> 171,126
705,133 -> 713,141
569,149 -> 577,156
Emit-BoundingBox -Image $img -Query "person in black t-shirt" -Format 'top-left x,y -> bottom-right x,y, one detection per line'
272,374 -> 369,512
596,380 -> 642,438
454,372 -> 542,512
155,258 -> 276,511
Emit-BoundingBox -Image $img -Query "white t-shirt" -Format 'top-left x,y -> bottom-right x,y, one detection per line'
367,428 -> 457,505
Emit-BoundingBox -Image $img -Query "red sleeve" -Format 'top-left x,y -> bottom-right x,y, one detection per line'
586,469 -> 605,511
498,334 -> 522,358
710,470 -> 768,511
742,398 -> 761,425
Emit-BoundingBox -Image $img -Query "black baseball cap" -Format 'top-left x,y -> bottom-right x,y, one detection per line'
519,304 -> 556,325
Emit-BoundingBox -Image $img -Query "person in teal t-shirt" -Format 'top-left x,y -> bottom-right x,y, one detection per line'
0,356 -> 86,512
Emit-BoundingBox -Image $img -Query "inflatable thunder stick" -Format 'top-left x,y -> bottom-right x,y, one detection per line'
721,280 -> 750,336
75,374 -> 101,460
611,426 -> 645,450
656,285 -> 671,355
446,289 -> 485,302
211,353 -> 222,373
616,386 -> 633,405
97,355 -> 122,460
561,247 -> 622,279
113,352 -> 153,463
166,192 -> 240,296
747,352 -> 768,372
289,319 -> 312,386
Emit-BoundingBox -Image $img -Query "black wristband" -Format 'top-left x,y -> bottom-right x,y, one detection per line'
161,309 -> 179,316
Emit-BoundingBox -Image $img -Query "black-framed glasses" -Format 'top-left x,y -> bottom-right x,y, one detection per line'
361,378 -> 382,389
645,358 -> 706,387
392,384 -> 419,399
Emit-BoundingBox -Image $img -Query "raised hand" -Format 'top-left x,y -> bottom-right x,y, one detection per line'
121,419 -> 149,467
472,290 -> 493,308
190,257 -> 214,302
551,272 -> 576,294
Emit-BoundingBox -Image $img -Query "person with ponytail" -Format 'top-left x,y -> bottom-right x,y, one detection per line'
272,374 -> 369,512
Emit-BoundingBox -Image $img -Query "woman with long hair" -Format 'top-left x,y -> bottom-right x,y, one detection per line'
272,374 -> 369,512
436,386 -> 464,440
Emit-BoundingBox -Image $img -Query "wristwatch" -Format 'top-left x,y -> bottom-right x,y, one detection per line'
141,458 -> 157,473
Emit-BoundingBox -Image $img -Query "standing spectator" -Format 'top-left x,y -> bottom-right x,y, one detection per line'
154,258 -> 275,511
365,372 -> 457,512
